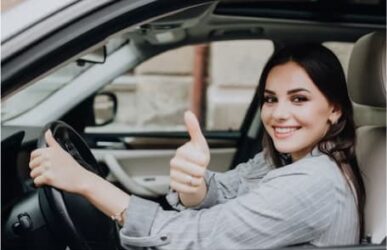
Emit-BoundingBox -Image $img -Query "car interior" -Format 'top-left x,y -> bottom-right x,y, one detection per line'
1,1 -> 386,250
347,31 -> 386,245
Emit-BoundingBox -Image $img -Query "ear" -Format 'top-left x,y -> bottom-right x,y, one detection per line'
328,104 -> 342,124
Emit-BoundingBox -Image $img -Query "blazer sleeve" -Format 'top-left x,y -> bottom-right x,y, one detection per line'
119,158 -> 339,250
166,151 -> 272,210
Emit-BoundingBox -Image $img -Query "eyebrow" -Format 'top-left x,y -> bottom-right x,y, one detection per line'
264,88 -> 311,95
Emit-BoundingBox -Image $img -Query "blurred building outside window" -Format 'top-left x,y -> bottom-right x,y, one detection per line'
94,40 -> 353,133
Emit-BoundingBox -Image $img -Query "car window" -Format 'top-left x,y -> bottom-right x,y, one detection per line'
88,40 -> 274,133
207,40 -> 273,130
1,62 -> 92,122
1,37 -> 126,123
89,40 -> 353,134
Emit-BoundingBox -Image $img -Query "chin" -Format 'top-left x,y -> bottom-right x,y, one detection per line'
272,142 -> 299,154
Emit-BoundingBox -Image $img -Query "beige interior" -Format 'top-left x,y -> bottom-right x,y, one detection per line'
92,147 -> 235,197
348,31 -> 386,244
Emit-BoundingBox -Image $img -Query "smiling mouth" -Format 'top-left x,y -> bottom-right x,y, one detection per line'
272,126 -> 301,139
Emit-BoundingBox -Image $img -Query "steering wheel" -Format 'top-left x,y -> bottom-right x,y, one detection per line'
37,121 -> 119,250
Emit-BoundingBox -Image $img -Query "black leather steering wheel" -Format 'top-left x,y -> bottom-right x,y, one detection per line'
37,121 -> 119,250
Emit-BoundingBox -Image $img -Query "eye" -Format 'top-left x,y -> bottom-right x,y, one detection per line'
263,95 -> 277,103
291,95 -> 308,103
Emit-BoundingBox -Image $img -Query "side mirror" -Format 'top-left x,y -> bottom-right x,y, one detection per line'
93,92 -> 117,126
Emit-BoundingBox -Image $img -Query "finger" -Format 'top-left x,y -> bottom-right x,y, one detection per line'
33,175 -> 49,187
45,130 -> 60,148
170,180 -> 198,194
176,145 -> 209,167
170,169 -> 202,186
29,156 -> 43,169
30,166 -> 46,179
184,111 -> 207,149
30,148 -> 45,159
170,157 -> 206,177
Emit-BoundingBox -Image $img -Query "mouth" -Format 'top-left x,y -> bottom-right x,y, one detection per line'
272,126 -> 301,139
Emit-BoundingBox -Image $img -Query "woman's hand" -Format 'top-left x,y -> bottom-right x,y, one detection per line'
29,130 -> 92,194
170,111 -> 210,207
30,130 -> 131,225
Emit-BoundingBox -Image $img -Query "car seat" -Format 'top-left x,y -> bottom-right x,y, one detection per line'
347,31 -> 386,244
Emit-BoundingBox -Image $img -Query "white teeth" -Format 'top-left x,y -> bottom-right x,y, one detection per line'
274,127 -> 297,133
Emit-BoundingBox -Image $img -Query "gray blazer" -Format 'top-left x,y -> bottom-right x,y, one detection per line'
119,149 -> 358,249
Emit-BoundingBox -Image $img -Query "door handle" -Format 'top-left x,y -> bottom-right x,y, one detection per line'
104,154 -> 162,196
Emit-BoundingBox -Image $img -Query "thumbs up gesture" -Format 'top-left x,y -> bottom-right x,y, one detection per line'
170,111 -> 210,207
29,130 -> 90,194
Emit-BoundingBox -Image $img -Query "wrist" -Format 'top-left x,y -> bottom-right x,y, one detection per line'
111,207 -> 127,226
76,168 -> 99,196
179,178 -> 207,207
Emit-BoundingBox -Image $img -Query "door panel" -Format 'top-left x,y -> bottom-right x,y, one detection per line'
92,147 -> 236,197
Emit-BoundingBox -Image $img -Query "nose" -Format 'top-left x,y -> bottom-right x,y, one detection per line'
271,101 -> 290,121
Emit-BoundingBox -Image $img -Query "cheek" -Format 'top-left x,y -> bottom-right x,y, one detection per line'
295,105 -> 330,127
260,107 -> 270,124
260,107 -> 274,134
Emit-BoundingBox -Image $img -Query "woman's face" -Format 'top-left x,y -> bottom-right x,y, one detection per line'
260,61 -> 341,161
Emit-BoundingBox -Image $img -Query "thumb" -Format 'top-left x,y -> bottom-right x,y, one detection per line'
45,130 -> 60,148
184,111 -> 207,149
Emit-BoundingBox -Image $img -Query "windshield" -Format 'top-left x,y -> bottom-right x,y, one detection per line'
1,62 -> 92,122
1,37 -> 127,123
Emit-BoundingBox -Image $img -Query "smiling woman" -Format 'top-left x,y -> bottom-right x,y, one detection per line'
28,43 -> 365,249
262,69 -> 337,160
2,1 -> 385,250
261,61 -> 342,161
258,43 -> 365,239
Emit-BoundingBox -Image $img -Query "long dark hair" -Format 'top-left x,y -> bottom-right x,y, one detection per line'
257,44 -> 365,241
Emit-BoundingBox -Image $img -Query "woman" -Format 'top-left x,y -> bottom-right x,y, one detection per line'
29,44 -> 365,249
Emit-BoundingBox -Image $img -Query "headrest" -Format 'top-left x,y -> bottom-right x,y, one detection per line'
348,32 -> 386,108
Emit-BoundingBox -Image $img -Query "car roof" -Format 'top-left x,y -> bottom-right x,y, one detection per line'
1,0 -> 385,98
216,0 -> 385,25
